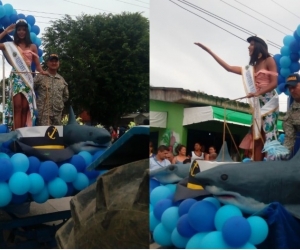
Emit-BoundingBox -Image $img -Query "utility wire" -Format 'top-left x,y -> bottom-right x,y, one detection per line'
220,0 -> 288,36
15,9 -> 76,17
175,0 -> 281,50
114,0 -> 149,9
62,0 -> 118,13
234,0 -> 293,32
271,0 -> 300,20
133,0 -> 149,5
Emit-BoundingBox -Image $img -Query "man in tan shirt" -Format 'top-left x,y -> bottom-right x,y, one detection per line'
34,54 -> 69,126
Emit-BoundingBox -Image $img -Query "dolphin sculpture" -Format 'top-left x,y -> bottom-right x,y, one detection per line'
194,149 -> 300,219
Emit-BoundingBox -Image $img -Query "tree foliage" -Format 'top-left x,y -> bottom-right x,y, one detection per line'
42,12 -> 149,125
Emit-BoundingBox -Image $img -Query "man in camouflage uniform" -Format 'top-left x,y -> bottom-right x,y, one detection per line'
283,73 -> 300,155
34,54 -> 69,126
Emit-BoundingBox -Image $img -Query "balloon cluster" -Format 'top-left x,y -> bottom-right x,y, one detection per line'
273,25 -> 300,95
150,179 -> 269,249
0,150 -> 108,207
0,1 -> 44,65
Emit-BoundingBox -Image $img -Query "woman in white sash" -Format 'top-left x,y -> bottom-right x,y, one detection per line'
194,36 -> 278,161
0,20 -> 46,130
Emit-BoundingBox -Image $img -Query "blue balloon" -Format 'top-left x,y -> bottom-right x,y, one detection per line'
178,198 -> 197,216
280,46 -> 290,56
150,186 -> 172,206
9,14 -> 18,24
297,25 -> 300,37
35,37 -> 42,47
214,204 -> 243,231
3,4 -> 13,16
11,153 -> 29,173
165,183 -> 176,193
59,163 -> 78,182
68,155 -> 86,172
11,193 -> 28,204
31,25 -> 40,35
0,152 -> 10,159
285,87 -> 290,96
277,74 -> 285,86
289,40 -> 299,53
27,23 -> 31,32
39,161 -> 59,182
17,13 -> 25,19
242,157 -> 252,162
12,9 -> 17,15
27,156 -> 41,174
39,56 -> 43,63
203,197 -> 221,209
150,203 -> 153,213
84,168 -> 99,179
199,231 -> 231,249
290,62 -> 300,73
30,32 -> 37,43
171,228 -> 190,249
283,35 -> 296,47
154,198 -> 173,220
0,6 -> 4,19
273,54 -> 281,66
8,172 -> 30,195
240,242 -> 257,249
72,173 -> 89,190
0,1 -> 2,6
0,158 -> 13,181
0,182 -> 12,207
150,211 -> 160,231
161,206 -> 180,232
280,56 -> 291,68
66,182 -> 74,196
32,185 -> 49,203
280,68 -> 291,78
188,201 -> 218,232
25,15 -> 35,26
153,223 -> 173,247
177,214 -> 197,238
222,216 -> 251,248
0,16 -> 11,27
295,29 -> 300,41
278,82 -> 286,94
166,193 -> 181,206
48,177 -> 68,198
290,53 -> 299,62
28,173 -> 44,194
247,216 -> 269,245
186,232 -> 208,249
150,178 -> 160,192
0,124 -> 8,133
78,151 -> 93,166
92,149 -> 105,161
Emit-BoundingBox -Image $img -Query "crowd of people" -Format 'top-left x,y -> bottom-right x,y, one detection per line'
149,142 -> 218,171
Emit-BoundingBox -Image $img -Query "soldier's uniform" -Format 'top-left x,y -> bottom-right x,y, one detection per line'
34,72 -> 69,126
283,101 -> 300,153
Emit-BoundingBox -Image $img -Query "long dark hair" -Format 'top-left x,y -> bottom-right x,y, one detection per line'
249,42 -> 270,66
14,23 -> 32,47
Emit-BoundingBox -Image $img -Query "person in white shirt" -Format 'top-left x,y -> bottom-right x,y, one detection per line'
190,142 -> 205,160
150,145 -> 171,171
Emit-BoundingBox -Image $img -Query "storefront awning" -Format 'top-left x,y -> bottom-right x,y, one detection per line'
150,111 -> 167,128
183,106 -> 283,131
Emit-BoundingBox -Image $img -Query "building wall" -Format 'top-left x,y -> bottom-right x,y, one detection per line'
150,100 -> 188,154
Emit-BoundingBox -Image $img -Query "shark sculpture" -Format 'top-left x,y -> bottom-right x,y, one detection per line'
0,106 -> 111,162
194,149 -> 300,219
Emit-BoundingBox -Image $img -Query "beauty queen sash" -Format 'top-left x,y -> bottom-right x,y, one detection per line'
3,42 -> 37,110
241,65 -> 278,140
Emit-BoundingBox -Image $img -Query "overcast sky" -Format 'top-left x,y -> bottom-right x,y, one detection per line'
0,0 -> 149,77
150,0 -> 300,112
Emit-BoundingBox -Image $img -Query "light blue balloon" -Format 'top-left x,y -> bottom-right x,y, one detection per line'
0,6 -> 5,18
297,25 -> 300,37
39,56 -> 43,63
161,206 -> 180,232
280,46 -> 290,56
48,177 -> 68,198
30,32 -> 37,43
214,205 -> 243,231
165,183 -> 176,193
35,37 -> 41,47
11,153 -> 29,173
12,9 -> 17,15
199,231 -> 231,249
28,173 -> 45,194
78,151 -> 93,166
153,223 -> 173,247
0,152 -> 9,159
150,211 -> 160,231
8,172 -> 30,195
247,216 -> 269,245
59,163 -> 78,182
280,56 -> 291,68
150,186 -> 172,206
280,68 -> 291,78
203,197 -> 221,209
186,232 -> 208,249
150,203 -> 153,212
27,23 -> 31,32
32,185 -> 49,203
72,173 -> 89,190
283,35 -> 296,47
0,182 -> 12,207
3,3 -> 13,16
241,242 -> 257,249
171,228 -> 190,249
